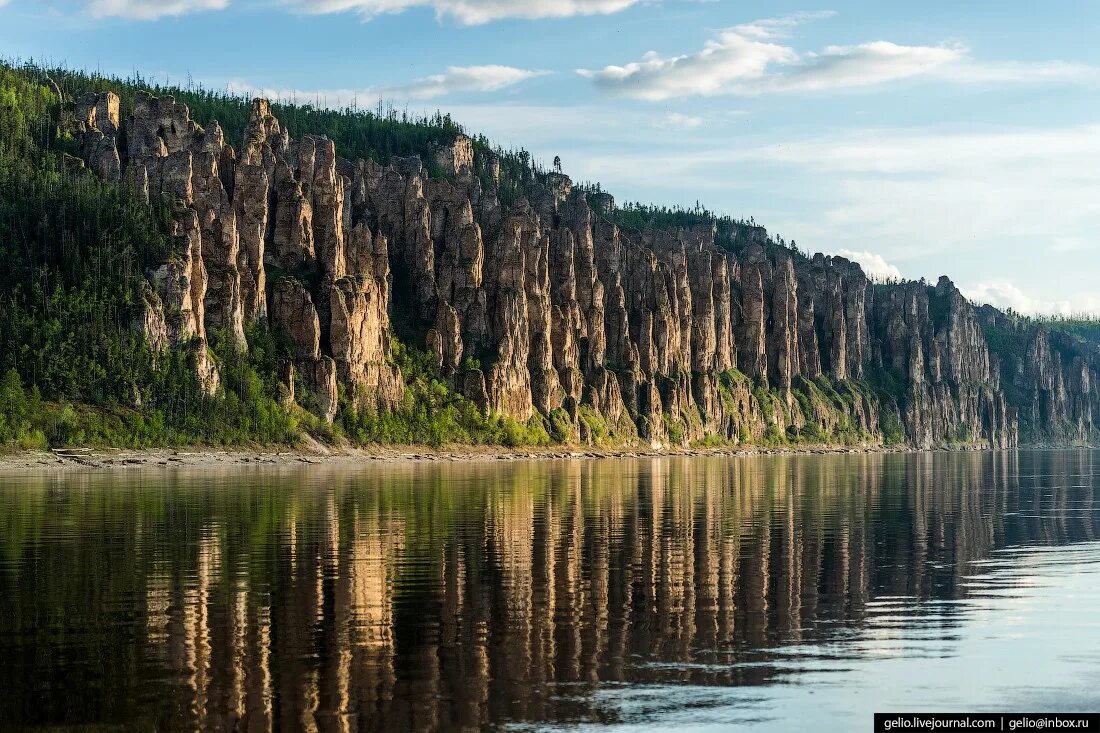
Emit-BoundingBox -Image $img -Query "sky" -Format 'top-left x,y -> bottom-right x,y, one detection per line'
2,0 -> 1099,315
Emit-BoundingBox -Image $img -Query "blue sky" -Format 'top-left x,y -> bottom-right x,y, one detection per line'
3,0 -> 1099,314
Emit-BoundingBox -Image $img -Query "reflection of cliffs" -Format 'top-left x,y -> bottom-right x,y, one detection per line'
66,88 -> 1091,449
3,452 -> 1098,729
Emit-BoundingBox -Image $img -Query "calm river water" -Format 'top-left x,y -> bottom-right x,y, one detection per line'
2,450 -> 1100,731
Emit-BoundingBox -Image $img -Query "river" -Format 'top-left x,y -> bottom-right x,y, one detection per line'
2,449 -> 1099,730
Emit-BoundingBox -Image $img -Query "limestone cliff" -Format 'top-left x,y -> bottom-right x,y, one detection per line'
979,306 -> 1099,444
72,90 -> 403,416
65,87 -> 1093,449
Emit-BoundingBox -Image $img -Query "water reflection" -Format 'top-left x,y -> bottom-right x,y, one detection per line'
1,450 -> 1099,730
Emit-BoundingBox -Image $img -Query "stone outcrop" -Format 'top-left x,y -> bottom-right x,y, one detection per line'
73,92 -> 121,182
979,306 -> 1099,444
69,85 -> 1087,447
871,278 -> 1013,449
68,91 -> 403,416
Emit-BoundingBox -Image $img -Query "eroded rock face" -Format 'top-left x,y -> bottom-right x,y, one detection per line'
329,226 -> 404,412
69,86 -> 1042,446
234,100 -> 278,322
871,277 -> 1012,448
271,278 -> 321,360
432,135 -> 474,176
134,282 -> 168,355
68,90 -> 410,419
73,92 -> 121,182
979,306 -> 1096,444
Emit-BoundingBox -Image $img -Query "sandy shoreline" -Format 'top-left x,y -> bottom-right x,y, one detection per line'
0,441 -> 997,472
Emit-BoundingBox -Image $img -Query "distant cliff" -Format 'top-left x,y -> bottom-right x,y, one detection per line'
16,71 -> 1100,450
978,306 -> 1100,444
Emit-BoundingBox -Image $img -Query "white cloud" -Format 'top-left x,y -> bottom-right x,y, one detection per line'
88,0 -> 228,19
381,65 -> 546,99
774,41 -> 964,93
293,0 -> 639,24
731,10 -> 837,40
962,281 -> 1100,316
580,13 -> 1096,100
0,0 -> 10,8
227,65 -> 544,104
832,249 -> 902,282
655,112 -> 703,129
579,25 -> 799,100
82,0 -> 643,22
